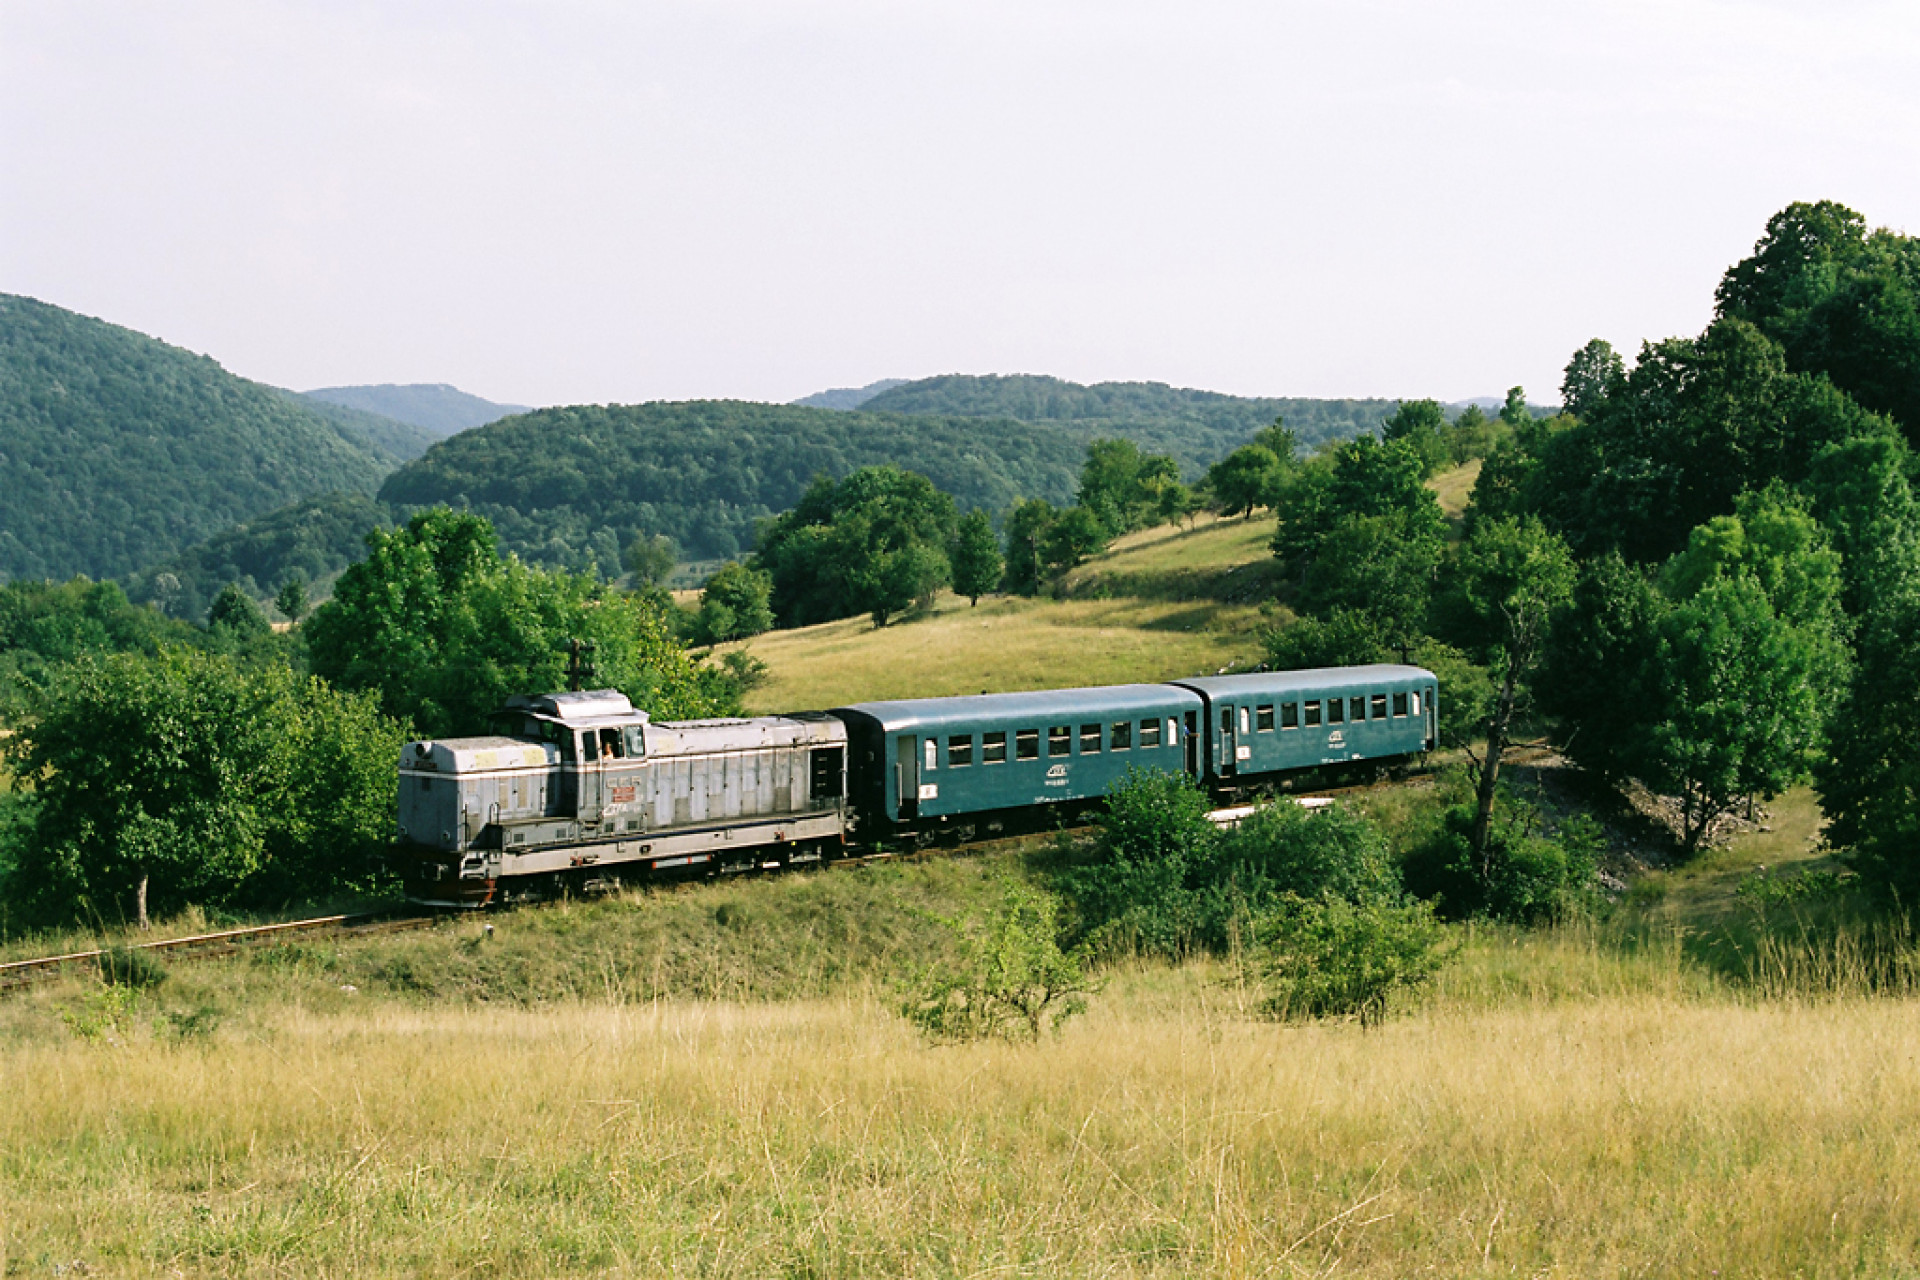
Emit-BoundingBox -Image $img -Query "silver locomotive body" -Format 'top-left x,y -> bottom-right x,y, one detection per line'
397,689 -> 847,906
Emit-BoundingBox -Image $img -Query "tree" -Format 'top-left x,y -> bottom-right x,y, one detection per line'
1380,399 -> 1451,477
1298,509 -> 1445,653
1273,435 -> 1438,567
1000,498 -> 1059,597
207,583 -> 270,639
308,508 -> 734,737
1432,517 -> 1575,862
950,510 -> 1004,605
1558,339 -> 1626,420
274,572 -> 310,625
1816,585 -> 1920,902
1041,506 -> 1107,573
1499,386 -> 1532,427
1648,573 -> 1840,855
753,466 -> 960,628
1207,445 -> 1283,517
1251,896 -> 1451,1027
2,650 -> 404,927
694,562 -> 774,644
622,534 -> 677,588
1076,439 -> 1179,537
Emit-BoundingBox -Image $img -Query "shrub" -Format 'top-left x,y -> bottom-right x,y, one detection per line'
1205,798 -> 1402,929
1058,769 -> 1219,957
1251,895 -> 1453,1026
99,944 -> 169,989
902,880 -> 1099,1043
1401,801 -> 1600,924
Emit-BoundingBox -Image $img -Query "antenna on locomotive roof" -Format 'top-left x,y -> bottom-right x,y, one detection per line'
565,638 -> 598,691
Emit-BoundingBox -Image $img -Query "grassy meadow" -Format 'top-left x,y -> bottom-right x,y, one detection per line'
7,465 -> 1920,1275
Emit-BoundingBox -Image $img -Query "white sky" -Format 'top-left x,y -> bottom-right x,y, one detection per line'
3,1 -> 1917,409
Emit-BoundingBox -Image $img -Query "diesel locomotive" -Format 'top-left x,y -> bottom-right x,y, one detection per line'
396,664 -> 1437,907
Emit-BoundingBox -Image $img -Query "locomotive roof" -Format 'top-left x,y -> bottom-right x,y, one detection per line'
1171,664 -> 1436,699
502,689 -> 649,726
833,683 -> 1202,734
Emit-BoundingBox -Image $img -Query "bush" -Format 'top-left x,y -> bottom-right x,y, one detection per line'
1251,895 -> 1453,1026
1401,802 -> 1600,924
1059,769 -> 1219,957
1060,770 -> 1410,957
901,880 -> 1100,1043
1204,799 -> 1402,930
99,944 -> 169,989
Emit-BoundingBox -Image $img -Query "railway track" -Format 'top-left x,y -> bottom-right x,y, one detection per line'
0,910 -> 433,995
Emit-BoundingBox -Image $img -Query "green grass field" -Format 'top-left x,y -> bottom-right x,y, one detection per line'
10,461 -> 1917,1276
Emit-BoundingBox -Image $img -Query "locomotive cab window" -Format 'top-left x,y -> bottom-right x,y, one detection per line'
946,735 -> 972,767
1393,692 -> 1409,717
1111,721 -> 1131,750
1371,694 -> 1388,719
1016,729 -> 1039,760
1327,698 -> 1345,724
983,731 -> 1008,764
561,733 -> 578,763
1281,702 -> 1298,729
1256,705 -> 1274,731
623,726 -> 647,757
1080,723 -> 1102,753
1049,726 -> 1071,757
1304,700 -> 1322,727
1139,718 -> 1162,748
598,729 -> 624,760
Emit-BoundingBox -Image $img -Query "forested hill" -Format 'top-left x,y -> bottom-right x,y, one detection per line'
378,400 -> 1086,568
289,393 -> 441,462
302,383 -> 531,437
0,294 -> 402,582
860,374 -> 1398,472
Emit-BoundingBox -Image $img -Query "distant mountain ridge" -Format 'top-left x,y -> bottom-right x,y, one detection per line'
791,379 -> 909,411
302,383 -> 531,438
0,294 -> 404,583
858,373 -> 1399,475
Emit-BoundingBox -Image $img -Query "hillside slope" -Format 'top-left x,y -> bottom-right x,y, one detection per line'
302,383 -> 531,437
0,294 -> 399,582
286,392 -> 440,463
379,400 -> 1088,568
863,373 -> 1398,473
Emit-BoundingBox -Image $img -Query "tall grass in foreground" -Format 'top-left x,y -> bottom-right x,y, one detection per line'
6,921 -> 1920,1276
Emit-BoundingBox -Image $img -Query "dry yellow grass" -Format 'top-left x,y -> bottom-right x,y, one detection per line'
1428,458 -> 1482,521
728,591 -> 1266,713
7,957 -> 1920,1276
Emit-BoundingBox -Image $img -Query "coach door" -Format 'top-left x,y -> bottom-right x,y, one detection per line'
576,732 -> 603,827
895,735 -> 919,820
1218,704 -> 1237,778
1183,711 -> 1199,776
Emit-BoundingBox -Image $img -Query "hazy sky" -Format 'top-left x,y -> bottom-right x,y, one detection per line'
4,1 -> 1917,409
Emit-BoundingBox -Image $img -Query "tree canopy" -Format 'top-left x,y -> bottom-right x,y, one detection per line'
752,467 -> 960,628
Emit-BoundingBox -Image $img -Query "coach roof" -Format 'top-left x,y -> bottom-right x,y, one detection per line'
1171,664 -> 1435,700
833,683 -> 1202,735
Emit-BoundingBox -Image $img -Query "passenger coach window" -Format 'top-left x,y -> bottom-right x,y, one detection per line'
1016,729 -> 1039,760
1411,693 -> 1422,715
1140,718 -> 1162,748
1393,692 -> 1409,717
1304,701 -> 1322,727
1111,721 -> 1132,750
946,735 -> 972,767
1282,703 -> 1298,729
1049,726 -> 1071,757
1239,708 -> 1251,735
1080,723 -> 1102,753
1327,699 -> 1345,724
983,731 -> 1008,764
1256,705 -> 1274,731
1351,697 -> 1366,721
1372,694 -> 1388,719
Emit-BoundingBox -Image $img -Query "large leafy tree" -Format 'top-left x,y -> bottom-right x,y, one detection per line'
308,508 -> 732,736
1076,439 -> 1179,537
1434,516 -> 1575,860
1207,445 -> 1285,517
693,562 -> 774,644
3,650 -> 404,926
753,466 -> 959,628
1558,339 -> 1626,421
950,510 -> 1004,606
1380,399 -> 1451,477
